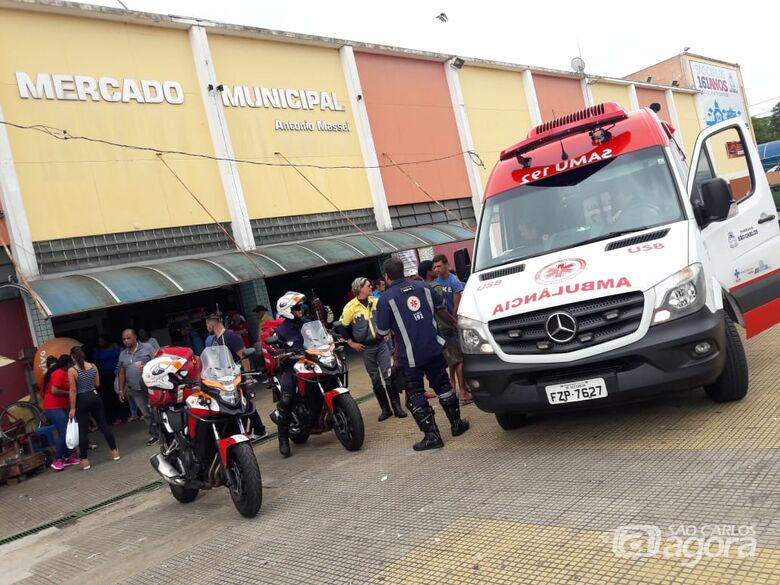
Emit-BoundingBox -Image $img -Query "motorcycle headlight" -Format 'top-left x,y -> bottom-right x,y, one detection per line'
457,316 -> 495,354
651,263 -> 706,325
321,355 -> 336,367
219,385 -> 239,405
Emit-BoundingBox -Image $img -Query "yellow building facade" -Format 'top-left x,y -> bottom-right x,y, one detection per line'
0,0 -> 751,361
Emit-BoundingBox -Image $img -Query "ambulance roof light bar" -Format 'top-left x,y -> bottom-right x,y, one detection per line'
500,101 -> 628,163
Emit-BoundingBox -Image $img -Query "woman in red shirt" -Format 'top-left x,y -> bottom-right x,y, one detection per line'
42,354 -> 80,470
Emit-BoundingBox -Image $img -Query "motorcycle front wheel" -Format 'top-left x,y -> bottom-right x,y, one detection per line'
332,394 -> 364,451
169,484 -> 199,503
227,442 -> 263,518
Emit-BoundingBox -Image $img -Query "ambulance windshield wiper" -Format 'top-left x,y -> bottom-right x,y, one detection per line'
575,226 -> 654,248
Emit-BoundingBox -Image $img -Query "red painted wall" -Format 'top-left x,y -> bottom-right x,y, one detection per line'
433,239 -> 475,267
636,87 -> 671,124
0,298 -> 34,407
354,53 -> 471,206
534,75 -> 586,123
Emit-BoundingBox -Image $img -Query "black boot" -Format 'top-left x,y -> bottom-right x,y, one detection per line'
440,394 -> 470,437
411,404 -> 444,451
274,407 -> 292,458
374,385 -> 393,422
278,427 -> 291,458
389,388 -> 408,418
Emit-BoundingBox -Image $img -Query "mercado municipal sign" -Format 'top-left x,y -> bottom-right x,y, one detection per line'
220,85 -> 351,133
220,85 -> 346,112
15,72 -> 184,104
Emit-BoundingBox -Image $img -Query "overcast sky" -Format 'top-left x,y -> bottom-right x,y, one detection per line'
85,0 -> 777,117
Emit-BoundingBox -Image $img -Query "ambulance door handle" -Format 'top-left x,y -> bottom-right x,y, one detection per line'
757,213 -> 776,225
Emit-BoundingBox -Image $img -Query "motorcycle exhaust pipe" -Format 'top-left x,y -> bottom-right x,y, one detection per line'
150,453 -> 186,486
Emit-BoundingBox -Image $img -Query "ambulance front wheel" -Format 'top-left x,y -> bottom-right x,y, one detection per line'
704,315 -> 748,403
495,412 -> 528,431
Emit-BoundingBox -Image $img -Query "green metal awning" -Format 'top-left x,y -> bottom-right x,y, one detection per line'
29,223 -> 475,317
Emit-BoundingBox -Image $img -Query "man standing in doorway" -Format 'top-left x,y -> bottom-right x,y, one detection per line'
254,305 -> 272,334
118,329 -> 159,446
338,277 -> 407,421
377,258 -> 469,451
253,305 -> 273,380
432,254 -> 467,402
205,313 -> 266,440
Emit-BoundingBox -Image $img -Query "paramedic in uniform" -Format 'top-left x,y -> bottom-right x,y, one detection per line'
376,258 -> 470,451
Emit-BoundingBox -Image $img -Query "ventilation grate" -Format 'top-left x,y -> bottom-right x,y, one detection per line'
479,263 -> 525,281
605,228 -> 670,251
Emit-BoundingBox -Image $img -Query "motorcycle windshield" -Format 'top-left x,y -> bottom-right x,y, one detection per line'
200,346 -> 241,382
302,321 -> 333,351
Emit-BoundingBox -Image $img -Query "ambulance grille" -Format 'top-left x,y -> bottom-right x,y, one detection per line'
605,228 -> 669,251
488,291 -> 644,355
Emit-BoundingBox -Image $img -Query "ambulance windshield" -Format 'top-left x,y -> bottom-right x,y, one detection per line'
474,146 -> 684,271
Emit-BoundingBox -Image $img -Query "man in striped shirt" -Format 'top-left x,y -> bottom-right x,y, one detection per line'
118,329 -> 159,446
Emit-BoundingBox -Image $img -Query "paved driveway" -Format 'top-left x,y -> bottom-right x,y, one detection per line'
1,328 -> 779,584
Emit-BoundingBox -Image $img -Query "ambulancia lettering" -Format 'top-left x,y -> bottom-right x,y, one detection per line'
492,277 -> 632,316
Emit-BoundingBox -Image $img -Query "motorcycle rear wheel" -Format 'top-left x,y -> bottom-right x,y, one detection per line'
332,394 -> 364,451
227,442 -> 263,518
169,484 -> 199,503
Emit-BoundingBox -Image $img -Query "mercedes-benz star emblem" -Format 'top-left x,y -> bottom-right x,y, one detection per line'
545,311 -> 578,343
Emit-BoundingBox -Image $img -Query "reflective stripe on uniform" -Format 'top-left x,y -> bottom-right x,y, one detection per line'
389,297 -> 415,368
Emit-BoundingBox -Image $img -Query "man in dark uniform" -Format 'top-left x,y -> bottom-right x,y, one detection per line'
271,291 -> 309,458
376,258 -> 470,451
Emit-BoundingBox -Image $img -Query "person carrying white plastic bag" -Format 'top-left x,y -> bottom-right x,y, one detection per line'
65,418 -> 79,450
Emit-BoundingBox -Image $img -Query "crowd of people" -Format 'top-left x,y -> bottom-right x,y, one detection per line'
274,252 -> 472,456
37,252 -> 473,470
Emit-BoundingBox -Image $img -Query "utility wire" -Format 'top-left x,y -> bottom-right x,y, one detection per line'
382,152 -> 476,231
0,234 -> 50,319
0,120 -> 485,171
156,154 -> 266,278
274,151 -> 386,255
749,95 -> 780,108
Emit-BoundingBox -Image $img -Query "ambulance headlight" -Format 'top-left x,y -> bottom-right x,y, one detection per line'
458,316 -> 495,354
651,264 -> 706,325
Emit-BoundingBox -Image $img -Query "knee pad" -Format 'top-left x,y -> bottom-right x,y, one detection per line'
405,380 -> 427,410
438,390 -> 457,408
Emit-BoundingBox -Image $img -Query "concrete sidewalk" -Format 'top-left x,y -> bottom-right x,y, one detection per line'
2,327 -> 780,584
0,353 -> 379,540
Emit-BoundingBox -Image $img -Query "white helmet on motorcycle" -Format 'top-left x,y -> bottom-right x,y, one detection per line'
142,355 -> 189,391
277,291 -> 306,320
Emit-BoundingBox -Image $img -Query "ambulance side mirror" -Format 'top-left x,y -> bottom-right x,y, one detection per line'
454,248 -> 471,282
700,177 -> 734,227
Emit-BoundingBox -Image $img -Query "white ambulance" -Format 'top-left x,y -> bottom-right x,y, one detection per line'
456,102 -> 780,429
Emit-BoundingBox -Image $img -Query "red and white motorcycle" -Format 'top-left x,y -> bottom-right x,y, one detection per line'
268,321 -> 365,451
143,345 -> 263,518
